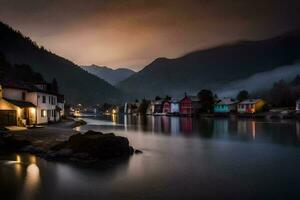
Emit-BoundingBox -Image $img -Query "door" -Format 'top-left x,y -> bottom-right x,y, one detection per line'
0,110 -> 17,126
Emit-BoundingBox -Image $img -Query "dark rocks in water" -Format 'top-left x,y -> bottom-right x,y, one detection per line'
49,130 -> 135,162
84,130 -> 104,136
135,149 -> 143,154
0,135 -> 31,153
71,120 -> 87,128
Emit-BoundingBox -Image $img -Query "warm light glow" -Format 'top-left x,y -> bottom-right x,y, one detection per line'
16,154 -> 21,163
30,156 -> 37,164
112,109 -> 116,114
74,110 -> 81,117
30,107 -> 36,115
252,121 -> 256,139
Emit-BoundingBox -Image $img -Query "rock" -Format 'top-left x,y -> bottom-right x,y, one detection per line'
134,149 -> 143,154
71,120 -> 87,128
49,130 -> 135,162
84,130 -> 103,136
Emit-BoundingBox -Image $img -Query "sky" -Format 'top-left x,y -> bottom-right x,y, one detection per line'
0,0 -> 300,71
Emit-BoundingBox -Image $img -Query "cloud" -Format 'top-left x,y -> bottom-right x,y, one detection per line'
0,0 -> 300,70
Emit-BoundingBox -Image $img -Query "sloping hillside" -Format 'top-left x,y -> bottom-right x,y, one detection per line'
81,65 -> 135,85
0,22 -> 123,105
118,31 -> 300,98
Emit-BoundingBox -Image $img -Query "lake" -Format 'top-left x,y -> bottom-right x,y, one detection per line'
1,115 -> 300,200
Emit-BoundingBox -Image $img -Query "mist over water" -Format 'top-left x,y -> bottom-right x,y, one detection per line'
216,63 -> 300,97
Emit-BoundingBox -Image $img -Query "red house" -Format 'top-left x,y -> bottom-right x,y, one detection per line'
162,100 -> 171,114
180,95 -> 201,115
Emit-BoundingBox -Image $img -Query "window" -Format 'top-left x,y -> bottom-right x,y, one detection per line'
49,96 -> 51,104
41,109 -> 47,117
42,96 -> 46,103
22,92 -> 26,101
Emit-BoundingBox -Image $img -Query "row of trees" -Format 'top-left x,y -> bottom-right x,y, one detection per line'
0,51 -> 60,93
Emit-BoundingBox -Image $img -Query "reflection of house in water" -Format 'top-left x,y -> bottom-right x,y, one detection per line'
296,121 -> 300,140
180,117 -> 193,133
153,116 -> 162,133
170,117 -> 180,135
213,119 -> 229,135
237,120 -> 256,139
161,116 -> 170,133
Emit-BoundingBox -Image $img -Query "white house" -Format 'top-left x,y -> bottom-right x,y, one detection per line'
0,81 -> 64,126
170,99 -> 180,114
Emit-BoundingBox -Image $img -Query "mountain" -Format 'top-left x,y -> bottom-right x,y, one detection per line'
118,31 -> 300,98
81,65 -> 135,85
0,21 -> 123,105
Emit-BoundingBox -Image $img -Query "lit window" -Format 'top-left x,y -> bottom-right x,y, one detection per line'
41,109 -> 47,117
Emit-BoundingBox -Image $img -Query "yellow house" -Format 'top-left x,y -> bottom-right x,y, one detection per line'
0,84 -> 36,127
237,99 -> 265,114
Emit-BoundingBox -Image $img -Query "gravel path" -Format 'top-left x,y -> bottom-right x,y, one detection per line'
8,120 -> 80,151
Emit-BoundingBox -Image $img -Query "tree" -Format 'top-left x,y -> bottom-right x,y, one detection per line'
155,96 -> 161,101
52,78 -> 59,93
197,89 -> 214,113
291,75 -> 300,86
165,95 -> 171,100
236,90 -> 249,101
268,80 -> 294,107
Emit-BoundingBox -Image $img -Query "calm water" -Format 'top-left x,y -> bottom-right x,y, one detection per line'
1,115 -> 300,200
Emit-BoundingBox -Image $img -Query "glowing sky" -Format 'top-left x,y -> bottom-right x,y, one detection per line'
0,0 -> 300,71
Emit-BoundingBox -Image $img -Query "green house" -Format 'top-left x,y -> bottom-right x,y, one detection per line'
214,98 -> 238,113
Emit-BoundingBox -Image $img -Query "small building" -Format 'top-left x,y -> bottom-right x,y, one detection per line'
179,94 -> 201,115
153,100 -> 163,114
238,99 -> 265,114
170,99 -> 180,114
162,100 -> 171,114
146,101 -> 155,115
296,99 -> 300,113
214,98 -> 238,113
0,80 -> 64,126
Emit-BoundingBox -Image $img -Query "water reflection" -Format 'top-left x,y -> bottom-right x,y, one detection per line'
79,115 -> 300,147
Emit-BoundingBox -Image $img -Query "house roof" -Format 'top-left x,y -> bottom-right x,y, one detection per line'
216,98 -> 238,105
239,99 -> 262,104
4,98 -> 36,108
1,80 -> 62,96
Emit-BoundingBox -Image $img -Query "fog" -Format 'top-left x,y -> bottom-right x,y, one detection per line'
216,62 -> 300,97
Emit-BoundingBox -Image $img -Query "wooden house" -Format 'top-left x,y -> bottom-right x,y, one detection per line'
170,99 -> 180,114
153,100 -> 163,114
238,99 -> 265,114
162,100 -> 171,114
179,95 -> 201,115
214,98 -> 238,113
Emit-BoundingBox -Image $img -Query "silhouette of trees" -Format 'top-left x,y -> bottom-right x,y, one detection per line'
197,89 -> 214,113
236,90 -> 250,101
267,80 -> 294,107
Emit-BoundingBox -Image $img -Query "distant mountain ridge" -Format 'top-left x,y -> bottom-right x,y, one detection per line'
118,31 -> 300,98
0,21 -> 123,105
81,65 -> 135,85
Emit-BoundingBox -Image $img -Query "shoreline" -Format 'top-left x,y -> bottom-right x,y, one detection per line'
0,119 -> 140,164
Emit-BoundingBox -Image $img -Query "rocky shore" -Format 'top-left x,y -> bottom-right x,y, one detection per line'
0,120 -> 141,164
